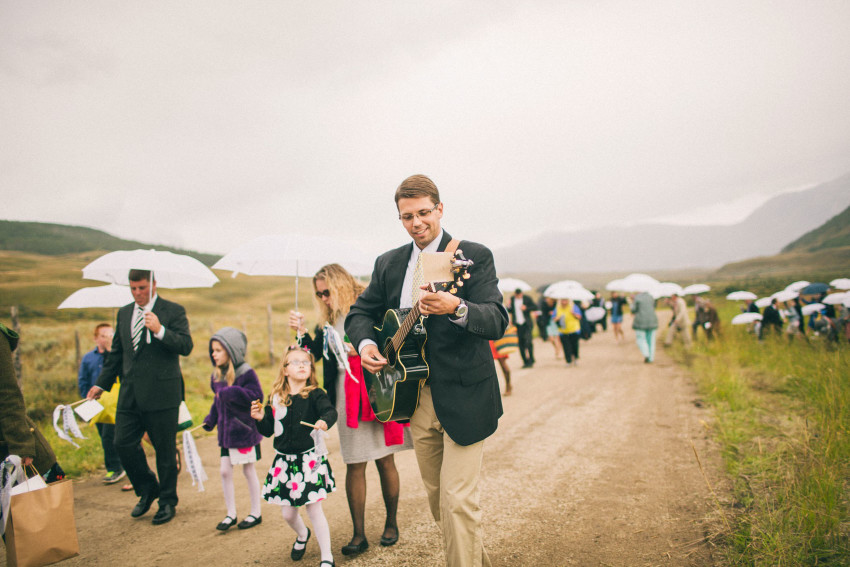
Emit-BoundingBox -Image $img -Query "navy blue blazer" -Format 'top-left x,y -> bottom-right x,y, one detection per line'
345,231 -> 508,446
96,296 -> 193,412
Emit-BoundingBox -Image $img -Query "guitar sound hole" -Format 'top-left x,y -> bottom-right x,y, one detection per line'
385,344 -> 397,366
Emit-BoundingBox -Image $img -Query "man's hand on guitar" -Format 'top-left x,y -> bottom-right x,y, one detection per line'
418,287 -> 461,316
360,344 -> 388,374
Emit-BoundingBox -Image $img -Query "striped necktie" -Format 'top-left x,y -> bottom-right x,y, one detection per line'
411,252 -> 424,306
132,305 -> 145,351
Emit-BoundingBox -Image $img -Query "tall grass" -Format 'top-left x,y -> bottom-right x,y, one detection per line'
667,302 -> 849,564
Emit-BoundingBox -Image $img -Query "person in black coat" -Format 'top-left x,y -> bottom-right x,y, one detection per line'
88,270 -> 193,525
506,288 -> 537,367
759,298 -> 784,340
345,174 -> 508,566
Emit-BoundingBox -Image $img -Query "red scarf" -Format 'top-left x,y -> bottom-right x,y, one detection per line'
345,355 -> 407,446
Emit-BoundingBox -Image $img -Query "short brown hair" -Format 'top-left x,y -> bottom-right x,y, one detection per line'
394,174 -> 440,206
94,323 -> 112,336
128,269 -> 152,282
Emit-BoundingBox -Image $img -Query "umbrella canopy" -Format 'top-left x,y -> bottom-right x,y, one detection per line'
58,284 -> 133,309
604,278 -> 626,292
772,289 -> 799,303
497,277 -> 532,293
829,278 -> 850,290
83,249 -> 219,288
732,312 -> 762,325
682,283 -> 710,295
544,281 -> 594,302
821,292 -> 848,305
785,280 -> 810,292
213,234 -> 374,278
651,282 -> 684,299
800,282 -> 829,296
614,273 -> 659,293
801,302 -> 825,317
726,290 -> 757,301
585,306 -> 606,322
755,297 -> 773,308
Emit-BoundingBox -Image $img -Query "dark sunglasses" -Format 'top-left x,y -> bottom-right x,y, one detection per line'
315,290 -> 331,298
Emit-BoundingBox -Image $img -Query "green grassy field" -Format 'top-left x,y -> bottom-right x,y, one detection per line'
665,301 -> 849,565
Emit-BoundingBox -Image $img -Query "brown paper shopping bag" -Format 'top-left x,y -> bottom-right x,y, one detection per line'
5,478 -> 79,567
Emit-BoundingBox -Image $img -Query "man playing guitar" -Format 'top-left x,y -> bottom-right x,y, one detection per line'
345,174 -> 508,567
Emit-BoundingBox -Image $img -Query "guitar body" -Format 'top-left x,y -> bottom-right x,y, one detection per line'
364,308 -> 429,422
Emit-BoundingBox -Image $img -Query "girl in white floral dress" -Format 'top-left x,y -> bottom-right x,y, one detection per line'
251,346 -> 338,566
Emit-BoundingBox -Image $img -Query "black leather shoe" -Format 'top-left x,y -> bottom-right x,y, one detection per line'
341,538 -> 369,556
380,533 -> 399,547
131,492 -> 157,518
151,504 -> 176,525
216,516 -> 237,531
237,515 -> 262,530
290,527 -> 311,561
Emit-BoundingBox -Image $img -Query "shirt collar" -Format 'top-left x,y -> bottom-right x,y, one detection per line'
408,229 -> 444,263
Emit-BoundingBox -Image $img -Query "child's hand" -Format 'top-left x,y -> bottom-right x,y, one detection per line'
250,399 -> 264,420
314,419 -> 328,432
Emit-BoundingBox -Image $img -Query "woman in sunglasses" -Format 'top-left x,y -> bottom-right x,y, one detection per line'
289,264 -> 412,557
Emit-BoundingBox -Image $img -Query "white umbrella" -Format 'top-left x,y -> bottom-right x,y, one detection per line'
755,297 -> 773,309
821,292 -> 848,305
544,281 -> 594,302
784,280 -> 810,293
682,284 -> 711,295
213,234 -> 375,310
732,312 -> 762,325
83,249 -> 219,289
612,273 -> 659,293
772,289 -> 799,303
830,278 -> 850,290
497,277 -> 532,293
726,291 -> 757,301
605,278 -> 626,292
585,306 -> 606,322
801,303 -> 825,316
651,282 -> 684,299
58,284 -> 133,309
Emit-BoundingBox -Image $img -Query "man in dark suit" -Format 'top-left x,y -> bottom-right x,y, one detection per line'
87,269 -> 193,525
507,288 -> 536,367
345,174 -> 508,567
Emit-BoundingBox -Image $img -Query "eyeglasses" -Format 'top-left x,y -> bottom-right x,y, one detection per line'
399,203 -> 439,223
285,360 -> 311,368
315,290 -> 331,298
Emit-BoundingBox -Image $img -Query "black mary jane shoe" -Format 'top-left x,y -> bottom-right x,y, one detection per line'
237,515 -> 262,530
341,538 -> 369,556
216,516 -> 237,531
380,532 -> 399,547
290,527 -> 311,561
319,561 -> 335,567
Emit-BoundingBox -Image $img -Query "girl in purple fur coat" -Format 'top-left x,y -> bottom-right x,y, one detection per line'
202,327 -> 264,532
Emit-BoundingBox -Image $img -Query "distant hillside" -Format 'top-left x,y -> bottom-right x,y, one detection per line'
495,170 -> 850,272
0,220 -> 220,265
781,205 -> 850,253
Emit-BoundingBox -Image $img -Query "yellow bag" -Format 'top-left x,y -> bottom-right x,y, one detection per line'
92,380 -> 119,425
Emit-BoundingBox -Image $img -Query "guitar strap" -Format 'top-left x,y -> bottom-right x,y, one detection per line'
444,238 -> 460,256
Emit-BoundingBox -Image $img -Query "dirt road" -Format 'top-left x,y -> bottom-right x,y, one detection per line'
20,323 -> 725,566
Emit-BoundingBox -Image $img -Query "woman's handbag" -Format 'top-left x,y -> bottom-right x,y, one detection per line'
5,477 -> 79,567
494,325 -> 519,355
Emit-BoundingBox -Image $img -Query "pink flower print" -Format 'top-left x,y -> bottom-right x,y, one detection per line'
287,472 -> 306,500
238,447 -> 251,454
273,467 -> 282,477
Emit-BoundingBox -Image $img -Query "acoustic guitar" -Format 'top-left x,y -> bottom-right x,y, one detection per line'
364,248 -> 473,422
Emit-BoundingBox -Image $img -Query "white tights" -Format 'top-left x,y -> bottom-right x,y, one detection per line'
220,457 -> 262,519
281,502 -> 333,562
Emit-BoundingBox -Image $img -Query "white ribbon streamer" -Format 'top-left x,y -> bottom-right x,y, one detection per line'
310,428 -> 329,459
182,430 -> 208,492
52,405 -> 86,448
322,323 -> 358,383
0,455 -> 25,536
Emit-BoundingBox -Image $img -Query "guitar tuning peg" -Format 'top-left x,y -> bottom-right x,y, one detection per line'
456,281 -> 464,287
450,288 -> 458,294
463,273 -> 471,279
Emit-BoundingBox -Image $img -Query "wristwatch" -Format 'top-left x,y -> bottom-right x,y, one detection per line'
453,299 -> 468,318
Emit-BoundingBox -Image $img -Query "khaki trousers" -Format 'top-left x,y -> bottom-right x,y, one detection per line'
410,386 -> 491,567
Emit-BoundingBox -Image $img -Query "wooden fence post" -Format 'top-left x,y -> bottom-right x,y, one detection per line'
11,306 -> 22,387
74,329 -> 81,373
267,303 -> 275,366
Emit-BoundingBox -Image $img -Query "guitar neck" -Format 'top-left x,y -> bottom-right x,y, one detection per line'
390,303 -> 423,354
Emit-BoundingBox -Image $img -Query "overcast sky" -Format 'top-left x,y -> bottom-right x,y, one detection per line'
3,1 -> 850,259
